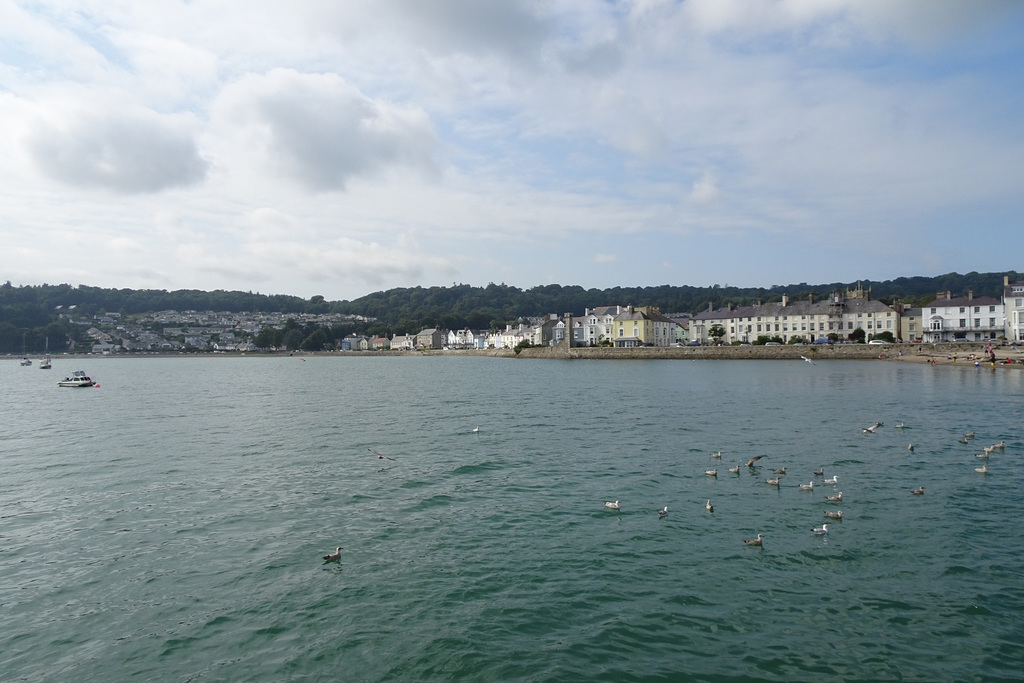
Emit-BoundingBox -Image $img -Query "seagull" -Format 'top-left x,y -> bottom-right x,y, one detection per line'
824,475 -> 838,485
705,469 -> 718,477
958,438 -> 970,445
862,425 -> 879,434
772,467 -> 787,475
995,440 -> 1005,450
322,547 -> 343,561
800,481 -> 814,490
975,452 -> 989,459
710,450 -> 722,459
472,426 -> 480,433
908,443 -> 914,452
605,500 -> 620,510
766,477 -> 781,486
800,355 -> 815,365
812,523 -> 830,535
746,455 -> 764,467
975,464 -> 989,474
658,506 -> 668,516
826,492 -> 843,502
911,486 -> 924,495
705,499 -> 713,512
895,422 -> 906,429
368,448 -> 395,461
813,467 -> 824,477
728,464 -> 741,474
983,445 -> 996,454
964,432 -> 975,439
824,510 -> 843,519
744,534 -> 764,546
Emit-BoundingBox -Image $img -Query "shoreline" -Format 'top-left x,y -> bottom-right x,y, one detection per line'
6,342 -> 1022,368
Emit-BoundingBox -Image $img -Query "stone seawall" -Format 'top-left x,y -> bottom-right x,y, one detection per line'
514,342 -> 1020,363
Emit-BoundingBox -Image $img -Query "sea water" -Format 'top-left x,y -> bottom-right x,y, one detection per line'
2,356 -> 1023,681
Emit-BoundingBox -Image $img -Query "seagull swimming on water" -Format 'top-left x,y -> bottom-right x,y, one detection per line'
705,468 -> 718,477
658,506 -> 668,516
323,547 -> 343,561
908,443 -> 914,452
772,467 -> 787,475
975,464 -> 989,474
826,492 -> 843,502
824,475 -> 838,485
705,499 -> 713,512
744,534 -> 764,546
813,467 -> 824,477
710,450 -> 722,459
800,481 -> 814,491
911,486 -> 924,495
605,500 -> 620,510
824,510 -> 843,519
765,477 -> 781,486
812,524 -> 830,535
728,464 -> 741,474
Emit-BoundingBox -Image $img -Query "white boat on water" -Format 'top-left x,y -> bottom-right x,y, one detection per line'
58,371 -> 96,388
40,356 -> 52,369
20,357 -> 32,366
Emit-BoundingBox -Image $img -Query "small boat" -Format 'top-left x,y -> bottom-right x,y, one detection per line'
20,356 -> 32,366
40,356 -> 52,370
58,371 -> 96,388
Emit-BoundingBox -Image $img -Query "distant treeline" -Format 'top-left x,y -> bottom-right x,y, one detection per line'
2,272 -> 1019,354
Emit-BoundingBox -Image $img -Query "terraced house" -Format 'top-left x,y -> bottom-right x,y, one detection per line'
611,305 -> 678,347
689,287 -> 898,344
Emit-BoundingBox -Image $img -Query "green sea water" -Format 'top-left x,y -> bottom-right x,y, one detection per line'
2,356 -> 1023,682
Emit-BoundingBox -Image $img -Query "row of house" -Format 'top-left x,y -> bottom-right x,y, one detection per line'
688,277 -> 1024,345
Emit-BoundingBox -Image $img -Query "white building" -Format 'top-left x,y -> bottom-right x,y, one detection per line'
921,291 -> 1004,343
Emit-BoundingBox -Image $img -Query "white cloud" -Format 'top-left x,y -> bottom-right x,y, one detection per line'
23,96 -> 208,193
208,68 -> 437,191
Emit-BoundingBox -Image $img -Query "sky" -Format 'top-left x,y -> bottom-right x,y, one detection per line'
2,0 -> 1023,302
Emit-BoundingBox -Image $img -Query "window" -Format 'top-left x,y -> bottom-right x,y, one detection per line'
931,308 -> 936,314
959,319 -> 966,327
974,319 -> 981,328
990,318 -> 996,327
887,320 -> 892,329
960,307 -> 965,313
990,306 -> 996,312
974,306 -> 980,313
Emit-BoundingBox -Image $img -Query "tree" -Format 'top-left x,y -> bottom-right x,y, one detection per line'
301,328 -> 329,351
849,327 -> 866,343
871,330 -> 895,343
708,324 -> 726,344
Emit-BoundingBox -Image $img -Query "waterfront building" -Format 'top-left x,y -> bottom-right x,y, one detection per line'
920,291 -> 1004,343
1003,277 -> 1024,344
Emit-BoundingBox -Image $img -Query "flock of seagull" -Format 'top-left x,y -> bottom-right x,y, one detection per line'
602,449 -> 844,548
324,423 -> 1009,561
598,420 -> 1010,550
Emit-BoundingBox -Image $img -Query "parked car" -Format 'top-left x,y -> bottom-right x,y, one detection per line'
868,339 -> 891,345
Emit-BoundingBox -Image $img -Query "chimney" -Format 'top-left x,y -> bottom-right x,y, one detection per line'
809,293 -> 814,304
708,302 -> 713,312
1005,276 -> 1010,286
782,294 -> 789,307
968,289 -> 973,301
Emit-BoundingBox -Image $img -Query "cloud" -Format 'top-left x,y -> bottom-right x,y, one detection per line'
24,99 -> 208,193
209,69 -> 438,191
688,171 -> 721,204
